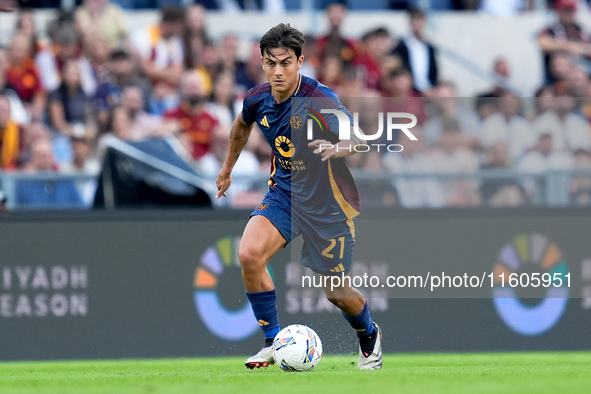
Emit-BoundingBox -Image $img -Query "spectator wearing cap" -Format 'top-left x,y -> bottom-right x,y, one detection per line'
4,34 -> 45,121
0,94 -> 24,170
75,0 -> 128,49
35,24 -> 96,97
316,1 -> 359,65
391,7 -> 438,94
92,48 -> 150,131
131,5 -> 185,115
538,0 -> 591,84
163,71 -> 221,161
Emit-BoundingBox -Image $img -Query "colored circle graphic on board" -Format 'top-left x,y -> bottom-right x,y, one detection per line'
193,237 -> 258,341
492,233 -> 569,336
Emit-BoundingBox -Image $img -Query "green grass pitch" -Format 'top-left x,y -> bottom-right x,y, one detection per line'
1,352 -> 590,394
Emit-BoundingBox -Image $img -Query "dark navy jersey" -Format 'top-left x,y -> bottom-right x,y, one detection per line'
241,74 -> 360,224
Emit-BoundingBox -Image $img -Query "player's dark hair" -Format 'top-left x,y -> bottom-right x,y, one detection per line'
161,5 -> 185,24
407,6 -> 426,18
108,48 -> 131,62
260,23 -> 305,60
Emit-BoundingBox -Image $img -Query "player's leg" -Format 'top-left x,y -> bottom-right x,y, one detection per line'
322,277 -> 383,370
300,219 -> 382,370
240,214 -> 288,369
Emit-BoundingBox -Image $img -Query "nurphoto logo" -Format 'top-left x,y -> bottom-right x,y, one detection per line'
306,109 -> 418,153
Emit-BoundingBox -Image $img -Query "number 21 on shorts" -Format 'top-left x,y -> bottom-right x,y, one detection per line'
322,237 -> 346,259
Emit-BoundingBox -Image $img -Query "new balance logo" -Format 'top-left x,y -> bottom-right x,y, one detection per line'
260,116 -> 270,127
258,319 -> 269,326
329,263 -> 345,273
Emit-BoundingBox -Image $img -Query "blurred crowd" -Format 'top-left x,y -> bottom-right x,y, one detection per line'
1,0 -> 591,209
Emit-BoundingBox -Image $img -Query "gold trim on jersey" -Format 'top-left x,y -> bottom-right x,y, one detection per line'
293,74 -> 302,96
327,161 -> 360,220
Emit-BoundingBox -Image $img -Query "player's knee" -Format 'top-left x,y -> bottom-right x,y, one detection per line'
326,296 -> 347,309
238,245 -> 265,273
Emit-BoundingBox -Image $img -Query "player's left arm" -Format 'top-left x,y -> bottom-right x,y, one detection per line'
308,125 -> 368,162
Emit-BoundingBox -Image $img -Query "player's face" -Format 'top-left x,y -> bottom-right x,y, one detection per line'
262,47 -> 303,96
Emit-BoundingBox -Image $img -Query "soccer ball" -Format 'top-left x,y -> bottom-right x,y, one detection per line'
272,324 -> 323,372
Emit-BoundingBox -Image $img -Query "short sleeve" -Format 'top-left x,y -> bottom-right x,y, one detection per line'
312,84 -> 353,135
241,91 -> 258,126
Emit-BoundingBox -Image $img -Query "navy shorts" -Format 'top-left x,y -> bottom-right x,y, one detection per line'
250,188 -> 355,276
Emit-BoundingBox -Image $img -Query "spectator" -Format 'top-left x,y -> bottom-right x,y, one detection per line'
96,106 -> 133,159
205,71 -> 241,130
163,71 -> 221,161
480,96 -> 536,161
391,7 -> 438,93
300,34 -> 319,80
0,48 -> 28,124
538,0 -> 591,84
531,85 -> 555,119
131,5 -> 185,115
423,81 -> 480,149
35,24 -> 96,97
566,64 -> 590,97
5,34 -> 45,120
84,35 -> 111,81
48,59 -> 93,137
570,149 -> 591,205
382,127 -> 445,208
431,118 -> 481,207
0,95 -> 23,170
60,134 -> 100,207
477,58 -> 511,99
382,68 -> 427,126
518,133 -> 574,174
318,54 -> 344,90
239,42 -> 266,91
219,34 -> 250,94
545,51 -> 574,95
198,124 -> 259,183
75,0 -> 128,49
316,1 -> 358,64
533,95 -> 590,152
17,121 -> 51,168
354,28 -> 392,92
16,138 -> 84,209
93,49 -> 149,131
15,8 -> 43,56
121,85 -> 165,140
183,4 -> 209,70
480,141 -> 526,207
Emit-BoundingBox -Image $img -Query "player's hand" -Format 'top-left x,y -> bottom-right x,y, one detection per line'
216,169 -> 232,199
308,139 -> 350,161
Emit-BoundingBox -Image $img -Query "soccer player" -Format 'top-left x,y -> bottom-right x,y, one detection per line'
216,23 -> 382,370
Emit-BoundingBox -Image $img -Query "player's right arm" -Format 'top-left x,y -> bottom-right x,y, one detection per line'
216,114 -> 254,198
